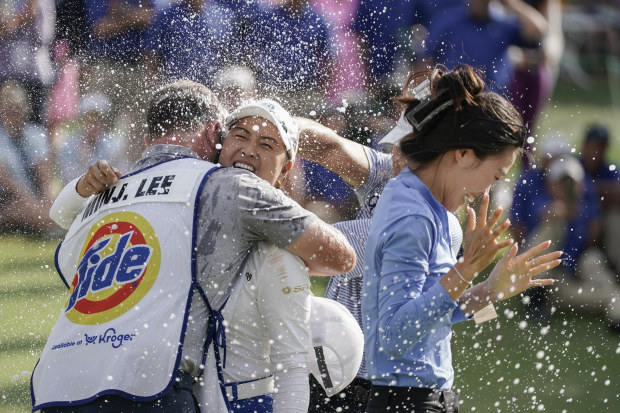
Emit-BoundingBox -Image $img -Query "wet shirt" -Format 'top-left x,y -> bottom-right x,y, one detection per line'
362,167 -> 465,390
326,147 -> 465,380
218,242 -> 311,412
353,146 -> 393,219
129,145 -> 317,376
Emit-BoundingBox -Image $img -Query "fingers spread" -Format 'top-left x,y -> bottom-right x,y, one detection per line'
530,258 -> 562,277
491,219 -> 511,239
520,240 -> 553,262
485,207 -> 504,233
495,238 -> 515,251
529,278 -> 555,287
477,193 -> 490,227
466,206 -> 476,233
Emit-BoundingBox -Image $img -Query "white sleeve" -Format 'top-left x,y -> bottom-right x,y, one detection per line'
49,176 -> 92,229
256,244 -> 311,413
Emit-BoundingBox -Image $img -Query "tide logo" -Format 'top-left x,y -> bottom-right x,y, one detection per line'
65,212 -> 161,325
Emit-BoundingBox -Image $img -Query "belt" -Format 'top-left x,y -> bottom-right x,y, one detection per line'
368,384 -> 459,411
351,377 -> 372,404
225,376 -> 274,402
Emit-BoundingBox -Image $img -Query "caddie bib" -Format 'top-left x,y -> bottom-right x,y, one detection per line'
31,157 -> 218,410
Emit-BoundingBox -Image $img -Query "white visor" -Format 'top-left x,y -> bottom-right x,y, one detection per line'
378,111 -> 414,145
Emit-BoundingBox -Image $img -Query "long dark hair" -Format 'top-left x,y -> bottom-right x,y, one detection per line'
397,64 -> 526,166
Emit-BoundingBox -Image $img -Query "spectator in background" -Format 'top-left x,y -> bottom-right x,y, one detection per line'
56,93 -> 126,185
511,134 -> 620,328
44,38 -> 80,147
146,0 -> 220,86
526,155 -> 620,330
0,80 -> 54,234
508,0 -> 564,169
511,133 -> 573,246
54,0 -> 88,57
352,0 -> 416,94
311,0 -> 366,106
423,0 -> 548,93
203,0 -> 262,71
579,124 -> 620,279
45,0 -> 87,146
249,0 -> 333,115
81,0 -> 156,164
0,0 -> 55,125
511,134 -> 574,321
146,0 -> 260,88
401,0 -> 468,76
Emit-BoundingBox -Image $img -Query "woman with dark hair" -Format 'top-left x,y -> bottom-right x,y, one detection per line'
362,64 -> 562,412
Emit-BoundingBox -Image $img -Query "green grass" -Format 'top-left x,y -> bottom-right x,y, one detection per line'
536,76 -> 620,164
452,299 -> 620,412
0,235 -> 65,413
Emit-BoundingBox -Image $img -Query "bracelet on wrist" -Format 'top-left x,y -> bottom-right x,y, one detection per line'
453,265 -> 472,285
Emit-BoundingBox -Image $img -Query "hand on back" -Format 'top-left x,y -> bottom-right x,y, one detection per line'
76,160 -> 122,197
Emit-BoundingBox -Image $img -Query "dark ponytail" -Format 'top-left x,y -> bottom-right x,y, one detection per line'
396,64 -> 525,166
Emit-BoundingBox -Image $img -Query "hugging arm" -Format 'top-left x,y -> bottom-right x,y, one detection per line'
49,161 -> 122,229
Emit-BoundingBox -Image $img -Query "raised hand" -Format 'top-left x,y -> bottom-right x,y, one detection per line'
485,240 -> 562,302
459,193 -> 514,280
76,160 -> 123,197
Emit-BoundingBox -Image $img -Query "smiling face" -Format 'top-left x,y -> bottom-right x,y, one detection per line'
445,147 -> 518,211
219,116 -> 292,186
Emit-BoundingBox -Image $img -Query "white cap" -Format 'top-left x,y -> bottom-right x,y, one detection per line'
548,156 -> 584,183
309,296 -> 364,397
224,99 -> 299,161
378,110 -> 413,145
79,93 -> 112,117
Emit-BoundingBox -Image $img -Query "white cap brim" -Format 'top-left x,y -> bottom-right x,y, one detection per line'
378,112 -> 413,145
309,296 -> 364,397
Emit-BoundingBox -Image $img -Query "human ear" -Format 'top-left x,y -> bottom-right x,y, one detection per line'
204,121 -> 223,151
455,149 -> 477,168
276,160 -> 294,188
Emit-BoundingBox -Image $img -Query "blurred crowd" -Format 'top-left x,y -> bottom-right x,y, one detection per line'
0,0 -> 619,325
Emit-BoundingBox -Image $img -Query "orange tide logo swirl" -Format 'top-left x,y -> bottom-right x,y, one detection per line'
65,212 -> 161,325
